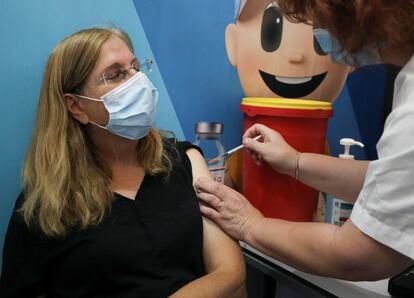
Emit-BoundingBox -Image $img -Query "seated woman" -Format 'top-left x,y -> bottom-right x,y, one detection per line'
0,27 -> 246,298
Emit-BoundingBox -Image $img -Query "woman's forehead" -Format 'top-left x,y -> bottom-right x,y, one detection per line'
93,36 -> 134,72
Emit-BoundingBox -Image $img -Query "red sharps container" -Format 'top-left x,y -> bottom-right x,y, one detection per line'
241,97 -> 333,221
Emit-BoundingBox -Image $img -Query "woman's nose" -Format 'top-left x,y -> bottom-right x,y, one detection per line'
288,52 -> 305,63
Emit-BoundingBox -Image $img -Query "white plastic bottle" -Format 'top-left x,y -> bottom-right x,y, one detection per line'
325,138 -> 365,226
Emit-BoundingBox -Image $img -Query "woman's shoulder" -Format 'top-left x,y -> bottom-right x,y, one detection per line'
163,138 -> 203,159
6,192 -> 50,241
10,192 -> 27,222
162,138 -> 203,180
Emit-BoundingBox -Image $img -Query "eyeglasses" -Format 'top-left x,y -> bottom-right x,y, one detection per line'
95,58 -> 153,87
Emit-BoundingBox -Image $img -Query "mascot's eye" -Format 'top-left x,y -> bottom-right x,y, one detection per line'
261,2 -> 283,52
314,36 -> 328,56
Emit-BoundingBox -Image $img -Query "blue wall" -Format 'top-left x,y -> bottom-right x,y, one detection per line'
328,65 -> 387,160
0,0 -> 388,269
134,0 -> 244,145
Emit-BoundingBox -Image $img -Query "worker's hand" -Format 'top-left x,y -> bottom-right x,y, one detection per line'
195,177 -> 264,242
243,123 -> 298,176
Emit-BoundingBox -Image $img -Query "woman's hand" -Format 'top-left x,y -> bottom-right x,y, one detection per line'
195,177 -> 264,242
243,123 -> 298,176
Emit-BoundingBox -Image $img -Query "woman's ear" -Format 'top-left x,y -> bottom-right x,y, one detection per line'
225,23 -> 238,67
64,94 -> 89,125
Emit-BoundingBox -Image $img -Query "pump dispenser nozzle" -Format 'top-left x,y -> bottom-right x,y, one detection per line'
339,138 -> 365,160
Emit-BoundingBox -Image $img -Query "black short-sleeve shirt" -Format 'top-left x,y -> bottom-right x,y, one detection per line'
0,140 -> 206,298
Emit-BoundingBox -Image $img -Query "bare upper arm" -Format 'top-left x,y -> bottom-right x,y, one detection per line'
333,219 -> 413,281
186,148 -> 245,276
185,148 -> 212,182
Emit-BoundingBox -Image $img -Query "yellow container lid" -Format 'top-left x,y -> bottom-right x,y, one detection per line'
242,98 -> 332,110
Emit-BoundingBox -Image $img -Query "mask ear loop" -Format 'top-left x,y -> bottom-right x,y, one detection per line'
74,94 -> 108,129
75,94 -> 103,102
89,120 -> 108,129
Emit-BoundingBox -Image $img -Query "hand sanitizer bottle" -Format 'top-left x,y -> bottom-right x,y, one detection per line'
325,138 -> 365,226
194,122 -> 226,183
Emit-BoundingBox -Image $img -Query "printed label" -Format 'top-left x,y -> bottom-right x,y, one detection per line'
209,166 -> 226,184
332,198 -> 353,226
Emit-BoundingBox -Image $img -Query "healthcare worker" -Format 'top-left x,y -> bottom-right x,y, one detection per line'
196,0 -> 414,281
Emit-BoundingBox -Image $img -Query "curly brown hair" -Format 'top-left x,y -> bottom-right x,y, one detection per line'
277,0 -> 414,53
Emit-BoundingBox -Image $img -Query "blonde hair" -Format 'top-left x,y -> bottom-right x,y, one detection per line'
21,27 -> 172,237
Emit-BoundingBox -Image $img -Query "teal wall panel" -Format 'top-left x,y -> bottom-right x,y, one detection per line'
0,0 -> 183,268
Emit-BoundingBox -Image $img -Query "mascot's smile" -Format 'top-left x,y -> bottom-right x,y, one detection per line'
259,70 -> 328,98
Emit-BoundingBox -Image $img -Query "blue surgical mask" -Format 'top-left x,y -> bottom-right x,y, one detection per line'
76,72 -> 158,140
313,28 -> 383,67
